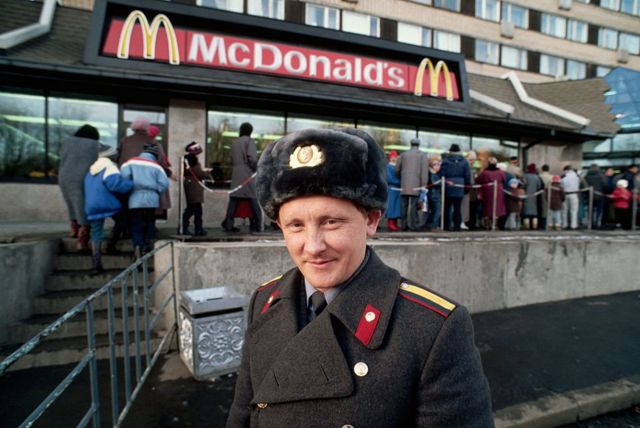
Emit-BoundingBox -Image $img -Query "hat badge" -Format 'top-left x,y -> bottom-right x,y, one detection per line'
289,145 -> 324,169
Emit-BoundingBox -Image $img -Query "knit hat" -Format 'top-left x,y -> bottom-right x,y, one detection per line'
410,138 -> 420,146
148,125 -> 160,139
388,150 -> 398,160
552,175 -> 561,183
98,143 -> 117,158
508,178 -> 520,188
131,117 -> 150,132
449,144 -> 461,153
143,143 -> 160,159
256,128 -> 387,219
526,163 -> 537,174
185,142 -> 203,155
617,179 -> 629,188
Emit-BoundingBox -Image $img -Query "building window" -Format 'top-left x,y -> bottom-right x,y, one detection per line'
197,0 -> 244,12
600,0 -> 621,10
501,45 -> 527,69
434,0 -> 461,12
305,4 -> 340,30
247,0 -> 284,20
419,129 -> 471,154
597,66 -> 612,77
567,19 -> 588,43
566,60 -> 586,79
621,0 -> 640,15
434,30 -> 461,52
471,136 -> 518,161
620,33 -> 640,54
397,22 -> 432,47
475,39 -> 499,64
342,10 -> 380,37
409,0 -> 433,4
287,116 -> 355,133
502,3 -> 528,29
540,54 -> 565,77
598,28 -> 618,49
358,124 -> 417,153
475,0 -> 501,21
576,0 -> 590,3
541,13 -> 566,38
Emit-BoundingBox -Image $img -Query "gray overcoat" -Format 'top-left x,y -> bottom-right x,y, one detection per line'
229,135 -> 258,199
58,136 -> 99,225
395,146 -> 428,197
227,249 -> 494,428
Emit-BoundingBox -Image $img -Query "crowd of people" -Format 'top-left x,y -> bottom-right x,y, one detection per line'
386,143 -> 640,232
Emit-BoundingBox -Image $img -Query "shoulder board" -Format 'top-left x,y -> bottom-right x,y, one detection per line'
257,275 -> 283,291
399,282 -> 456,318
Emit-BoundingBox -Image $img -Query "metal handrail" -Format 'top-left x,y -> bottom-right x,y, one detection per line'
0,240 -> 178,428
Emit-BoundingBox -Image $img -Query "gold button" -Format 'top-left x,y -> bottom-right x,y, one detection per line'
365,311 -> 376,322
353,362 -> 368,377
401,283 -> 409,289
267,296 -> 274,303
257,403 -> 268,409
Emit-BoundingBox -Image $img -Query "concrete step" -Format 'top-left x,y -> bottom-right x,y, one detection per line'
60,237 -> 134,254
55,254 -> 142,271
32,287 -> 153,314
1,331 -> 166,371
7,309 -> 152,343
46,269 -> 125,292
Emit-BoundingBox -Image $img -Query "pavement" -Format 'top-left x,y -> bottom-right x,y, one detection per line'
1,222 -> 640,427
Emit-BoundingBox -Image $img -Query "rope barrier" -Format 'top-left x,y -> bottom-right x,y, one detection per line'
183,157 -> 256,195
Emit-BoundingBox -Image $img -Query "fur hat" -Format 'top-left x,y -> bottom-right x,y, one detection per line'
185,141 -> 203,155
131,117 -> 150,132
256,128 -> 387,219
617,179 -> 629,188
449,144 -> 461,153
143,143 -> 160,159
98,143 -> 117,158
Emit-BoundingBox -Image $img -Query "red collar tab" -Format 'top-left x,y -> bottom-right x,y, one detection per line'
354,304 -> 381,346
261,289 -> 281,315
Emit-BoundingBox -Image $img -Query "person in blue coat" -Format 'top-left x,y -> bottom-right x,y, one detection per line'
120,144 -> 169,259
84,144 -> 133,275
440,144 -> 471,231
385,150 -> 401,231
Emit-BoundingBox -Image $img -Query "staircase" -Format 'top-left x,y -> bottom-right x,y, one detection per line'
1,238 -> 161,372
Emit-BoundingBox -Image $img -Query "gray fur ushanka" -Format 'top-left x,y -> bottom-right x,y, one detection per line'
256,128 -> 388,219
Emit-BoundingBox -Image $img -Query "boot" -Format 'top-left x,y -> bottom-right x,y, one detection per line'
387,219 -> 400,231
90,241 -> 104,276
134,246 -> 143,272
69,220 -> 79,238
194,228 -> 208,236
531,218 -> 538,230
76,225 -> 90,252
522,218 -> 530,230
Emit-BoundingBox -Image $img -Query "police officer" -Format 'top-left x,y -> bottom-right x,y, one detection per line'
227,128 -> 493,427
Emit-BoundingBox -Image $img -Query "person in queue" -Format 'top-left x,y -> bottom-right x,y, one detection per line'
227,128 -> 493,427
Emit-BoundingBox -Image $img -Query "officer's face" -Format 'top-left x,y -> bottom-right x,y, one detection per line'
277,196 -> 381,292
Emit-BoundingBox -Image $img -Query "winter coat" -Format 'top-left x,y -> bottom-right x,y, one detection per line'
395,147 -> 428,197
622,171 -> 637,192
120,152 -> 169,209
428,170 -> 442,202
227,249 -> 493,428
506,187 -> 525,214
440,153 -> 471,198
585,169 -> 607,201
58,136 -> 99,225
229,135 -> 258,199
476,166 -> 507,218
523,173 -> 543,217
386,162 -> 401,219
562,170 -> 581,194
84,157 -> 133,221
611,187 -> 632,209
183,155 -> 210,204
549,183 -> 565,210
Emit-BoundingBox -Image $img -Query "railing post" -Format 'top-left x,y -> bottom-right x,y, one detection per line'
492,180 -> 497,231
171,242 -> 179,351
440,176 -> 445,231
143,257 -> 152,368
547,183 -> 552,231
86,302 -> 101,428
633,189 -> 638,231
107,287 -> 120,425
178,155 -> 184,234
588,187 -> 594,231
121,276 -> 132,403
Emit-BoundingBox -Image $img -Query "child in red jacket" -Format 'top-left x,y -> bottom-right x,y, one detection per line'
611,179 -> 632,229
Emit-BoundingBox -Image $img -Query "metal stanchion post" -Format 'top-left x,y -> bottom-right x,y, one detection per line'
177,156 -> 184,235
547,184 -> 552,231
492,180 -> 497,231
587,187 -> 594,231
633,189 -> 638,231
440,177 -> 445,231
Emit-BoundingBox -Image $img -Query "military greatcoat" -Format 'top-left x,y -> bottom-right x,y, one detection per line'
227,249 -> 494,428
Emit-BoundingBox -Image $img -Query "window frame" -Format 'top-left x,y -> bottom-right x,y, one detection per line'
341,10 -> 381,38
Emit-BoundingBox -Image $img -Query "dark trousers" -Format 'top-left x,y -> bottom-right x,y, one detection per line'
223,197 -> 262,231
182,202 -> 203,232
109,197 -> 129,247
131,208 -> 156,248
615,207 -> 631,230
444,196 -> 463,231
400,195 -> 419,230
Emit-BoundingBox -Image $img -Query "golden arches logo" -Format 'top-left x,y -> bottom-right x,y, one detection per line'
117,10 -> 180,65
413,58 -> 454,101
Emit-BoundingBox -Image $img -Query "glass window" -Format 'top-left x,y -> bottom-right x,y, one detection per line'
287,116 -> 354,133
597,66 -> 612,77
247,0 -> 284,19
197,0 -> 244,12
600,0 -> 620,10
475,0 -> 500,21
501,45 -> 527,70
612,133 -> 639,151
409,0 -> 432,4
567,19 -> 588,43
502,3 -> 528,29
355,124 -> 416,154
621,0 -> 640,15
620,33 -> 640,55
434,0 -> 461,12
0,91 -> 47,179
541,13 -> 566,38
471,136 -> 517,162
433,30 -> 461,53
566,60 -> 586,79
576,0 -> 590,3
540,54 -> 565,77
475,39 -> 499,64
418,130 -> 470,155
305,4 -> 340,30
397,22 -> 432,47
598,28 -> 618,49
342,11 -> 380,37
207,110 -> 285,183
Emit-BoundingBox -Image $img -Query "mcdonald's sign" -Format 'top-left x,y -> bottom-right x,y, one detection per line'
98,7 -> 463,102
